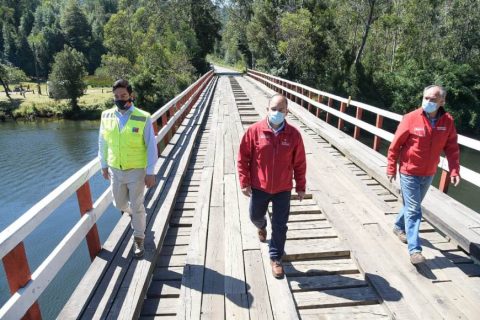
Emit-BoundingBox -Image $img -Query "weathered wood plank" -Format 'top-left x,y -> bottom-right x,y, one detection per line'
147,280 -> 181,298
284,238 -> 350,261
142,298 -> 178,316
244,250 -> 274,320
287,228 -> 337,240
287,214 -> 326,222
156,255 -> 186,267
177,166 -> 214,319
283,259 -> 359,277
287,221 -> 331,230
294,286 -> 379,309
289,273 -> 367,292
298,305 -> 389,319
224,174 -> 249,319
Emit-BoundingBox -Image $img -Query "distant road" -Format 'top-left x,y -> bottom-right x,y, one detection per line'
212,65 -> 242,75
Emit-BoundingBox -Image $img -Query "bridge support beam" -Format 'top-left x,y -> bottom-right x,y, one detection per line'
76,182 -> 101,261
2,242 -> 42,320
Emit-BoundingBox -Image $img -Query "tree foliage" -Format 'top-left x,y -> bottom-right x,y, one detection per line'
48,46 -> 87,112
219,0 -> 480,134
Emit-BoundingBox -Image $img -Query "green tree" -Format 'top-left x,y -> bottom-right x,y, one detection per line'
48,46 -> 87,112
60,0 -> 93,56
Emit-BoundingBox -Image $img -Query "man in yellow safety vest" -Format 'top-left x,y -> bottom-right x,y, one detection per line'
98,79 -> 158,258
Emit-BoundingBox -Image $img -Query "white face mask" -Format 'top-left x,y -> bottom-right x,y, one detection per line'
268,110 -> 285,125
422,99 -> 438,113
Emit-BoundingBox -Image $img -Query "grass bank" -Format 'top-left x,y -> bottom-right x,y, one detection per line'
0,86 -> 112,121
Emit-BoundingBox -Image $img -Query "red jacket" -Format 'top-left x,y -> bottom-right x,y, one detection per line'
238,118 -> 306,194
387,107 -> 460,177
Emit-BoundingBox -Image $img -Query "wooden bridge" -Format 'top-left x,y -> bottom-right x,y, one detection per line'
1,66 -> 480,319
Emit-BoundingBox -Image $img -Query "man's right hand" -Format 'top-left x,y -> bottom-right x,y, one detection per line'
387,174 -> 396,183
241,186 -> 252,197
102,168 -> 110,180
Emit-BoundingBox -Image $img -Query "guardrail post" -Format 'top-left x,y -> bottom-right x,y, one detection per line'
326,98 -> 333,124
439,170 -> 451,193
354,107 -> 363,139
76,182 -> 101,261
337,102 -> 346,130
373,114 -> 384,151
307,91 -> 313,113
161,114 -> 168,147
316,95 -> 322,118
2,243 -> 42,319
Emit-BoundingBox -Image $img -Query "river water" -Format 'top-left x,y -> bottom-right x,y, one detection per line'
0,120 -> 119,319
0,119 -> 478,319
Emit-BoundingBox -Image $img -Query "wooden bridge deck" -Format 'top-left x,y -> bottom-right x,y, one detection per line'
61,70 -> 480,320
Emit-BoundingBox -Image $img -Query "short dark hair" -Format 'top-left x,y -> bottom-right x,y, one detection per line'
113,79 -> 133,94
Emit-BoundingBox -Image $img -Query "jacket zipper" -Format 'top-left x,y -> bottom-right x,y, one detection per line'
271,134 -> 277,193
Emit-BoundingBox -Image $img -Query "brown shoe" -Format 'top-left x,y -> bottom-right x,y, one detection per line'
270,260 -> 284,278
410,252 -> 426,265
393,228 -> 407,244
133,237 -> 145,258
258,228 -> 267,242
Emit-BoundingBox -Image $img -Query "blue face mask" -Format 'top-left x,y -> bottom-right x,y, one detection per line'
269,111 -> 285,125
422,99 -> 438,113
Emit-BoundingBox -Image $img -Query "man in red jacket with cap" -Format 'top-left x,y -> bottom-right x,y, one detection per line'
238,94 -> 307,278
387,85 -> 460,265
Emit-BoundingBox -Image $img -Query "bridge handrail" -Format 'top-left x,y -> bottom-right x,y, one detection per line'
247,69 -> 480,191
0,70 -> 214,319
248,69 -> 480,151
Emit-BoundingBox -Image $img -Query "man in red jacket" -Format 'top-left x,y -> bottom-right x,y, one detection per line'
238,94 -> 306,278
387,85 -> 460,265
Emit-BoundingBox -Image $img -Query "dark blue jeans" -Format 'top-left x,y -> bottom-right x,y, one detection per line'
249,188 -> 291,260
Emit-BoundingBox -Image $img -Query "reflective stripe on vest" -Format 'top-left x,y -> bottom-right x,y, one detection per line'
101,107 -> 150,170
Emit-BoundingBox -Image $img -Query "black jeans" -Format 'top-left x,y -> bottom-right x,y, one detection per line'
249,188 -> 291,260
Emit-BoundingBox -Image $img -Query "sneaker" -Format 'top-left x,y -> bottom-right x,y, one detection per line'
410,252 -> 426,265
258,228 -> 267,242
133,237 -> 145,258
270,259 -> 284,278
393,228 -> 407,244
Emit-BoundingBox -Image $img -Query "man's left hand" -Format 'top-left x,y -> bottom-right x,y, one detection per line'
297,191 -> 305,201
145,175 -> 156,188
451,175 -> 461,187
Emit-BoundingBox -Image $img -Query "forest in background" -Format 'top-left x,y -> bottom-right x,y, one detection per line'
217,0 -> 480,135
0,0 -> 221,114
1,0 -> 479,135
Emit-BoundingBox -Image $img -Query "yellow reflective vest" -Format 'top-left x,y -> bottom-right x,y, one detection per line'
101,107 -> 150,170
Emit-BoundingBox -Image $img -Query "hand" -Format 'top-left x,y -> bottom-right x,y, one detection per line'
297,191 -> 305,201
102,168 -> 110,180
145,175 -> 156,188
387,174 -> 396,183
451,175 -> 460,187
241,186 -> 252,197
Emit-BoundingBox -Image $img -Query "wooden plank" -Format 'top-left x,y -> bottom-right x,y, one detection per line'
287,214 -> 325,222
142,298 -> 178,316
289,273 -> 367,292
224,174 -> 249,319
157,255 -> 186,267
147,280 -> 181,298
287,228 -> 337,240
244,250 -> 274,320
200,207 -> 225,319
299,305 -> 389,319
287,221 -> 331,230
160,245 -> 188,256
283,259 -> 359,276
163,235 -> 190,246
177,166 -> 214,319
259,222 -> 299,320
153,267 -> 184,281
284,238 -> 350,261
293,286 -> 379,309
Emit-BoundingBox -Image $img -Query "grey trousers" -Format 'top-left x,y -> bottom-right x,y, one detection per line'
110,168 -> 147,239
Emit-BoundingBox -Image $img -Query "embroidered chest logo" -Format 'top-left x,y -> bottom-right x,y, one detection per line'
436,126 -> 447,131
132,127 -> 139,133
281,139 -> 290,146
413,127 -> 426,137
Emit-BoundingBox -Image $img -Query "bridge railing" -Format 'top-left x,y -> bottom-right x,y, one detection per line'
0,70 -> 214,319
247,69 -> 480,194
